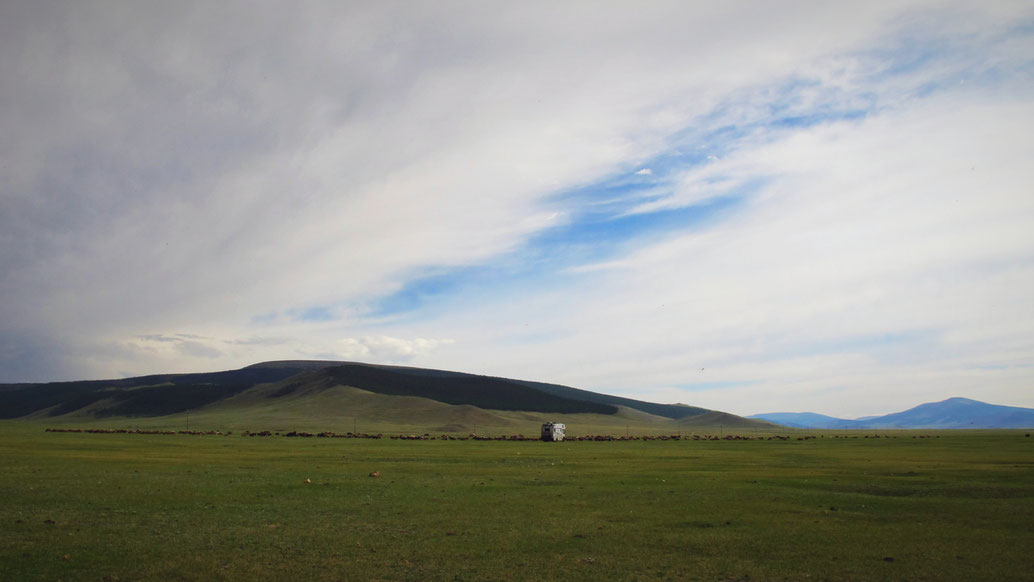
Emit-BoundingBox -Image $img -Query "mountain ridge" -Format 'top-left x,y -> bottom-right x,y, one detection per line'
750,397 -> 1034,429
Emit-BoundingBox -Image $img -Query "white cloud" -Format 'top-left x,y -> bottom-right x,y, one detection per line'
337,336 -> 454,363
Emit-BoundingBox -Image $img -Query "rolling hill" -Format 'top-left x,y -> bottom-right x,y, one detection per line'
749,397 -> 1034,429
0,360 -> 769,433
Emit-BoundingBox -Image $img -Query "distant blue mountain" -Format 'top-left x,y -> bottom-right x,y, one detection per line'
749,397 -> 1034,429
742,411 -> 851,429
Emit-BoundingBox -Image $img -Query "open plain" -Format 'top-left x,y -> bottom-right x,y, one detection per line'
2,422 -> 1032,581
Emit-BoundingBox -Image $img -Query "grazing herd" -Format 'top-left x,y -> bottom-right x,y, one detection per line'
44,427 -> 950,441
45,427 -> 227,435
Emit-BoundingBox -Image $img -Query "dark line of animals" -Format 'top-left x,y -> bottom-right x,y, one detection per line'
39,427 -> 970,440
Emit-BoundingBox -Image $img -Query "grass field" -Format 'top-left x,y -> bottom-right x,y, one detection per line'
2,422 -> 1032,581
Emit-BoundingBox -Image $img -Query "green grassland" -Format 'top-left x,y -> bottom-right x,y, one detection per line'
2,422 -> 1032,581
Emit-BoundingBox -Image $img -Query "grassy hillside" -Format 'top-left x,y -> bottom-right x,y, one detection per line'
0,360 -> 773,433
674,410 -> 771,428
515,379 -> 707,419
320,364 -> 617,414
0,365 -> 318,419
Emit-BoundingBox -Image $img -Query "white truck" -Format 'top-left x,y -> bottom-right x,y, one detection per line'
540,422 -> 566,442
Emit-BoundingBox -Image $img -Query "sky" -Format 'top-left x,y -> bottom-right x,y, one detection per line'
2,1 -> 1033,418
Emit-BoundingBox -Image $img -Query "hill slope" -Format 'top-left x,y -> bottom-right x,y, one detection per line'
0,360 -> 758,432
0,365 -> 312,419
244,360 -> 709,419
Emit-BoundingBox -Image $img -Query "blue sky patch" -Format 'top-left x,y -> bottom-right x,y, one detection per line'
290,306 -> 336,323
